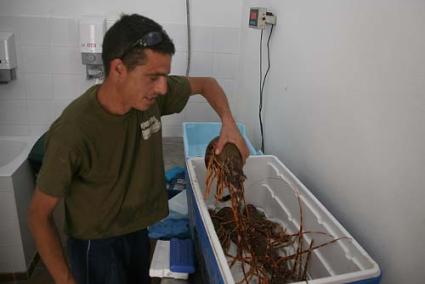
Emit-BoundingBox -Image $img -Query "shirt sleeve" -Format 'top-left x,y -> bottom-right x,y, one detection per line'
36,132 -> 81,197
157,75 -> 192,116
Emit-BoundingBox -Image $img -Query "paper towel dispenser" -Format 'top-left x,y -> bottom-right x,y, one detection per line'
0,32 -> 17,83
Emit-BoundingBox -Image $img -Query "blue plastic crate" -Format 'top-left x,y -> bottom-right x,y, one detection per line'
182,122 -> 258,159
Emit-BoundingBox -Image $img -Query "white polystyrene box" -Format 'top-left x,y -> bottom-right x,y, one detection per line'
186,155 -> 381,284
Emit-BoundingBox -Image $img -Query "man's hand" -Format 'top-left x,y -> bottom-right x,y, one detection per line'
57,274 -> 77,284
215,120 -> 250,163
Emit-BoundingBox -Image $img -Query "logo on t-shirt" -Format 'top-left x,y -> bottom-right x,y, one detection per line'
140,116 -> 161,140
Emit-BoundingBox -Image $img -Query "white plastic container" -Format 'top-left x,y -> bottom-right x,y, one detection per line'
186,156 -> 381,284
149,240 -> 189,280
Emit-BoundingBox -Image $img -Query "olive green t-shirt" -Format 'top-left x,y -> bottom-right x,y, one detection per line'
37,76 -> 191,240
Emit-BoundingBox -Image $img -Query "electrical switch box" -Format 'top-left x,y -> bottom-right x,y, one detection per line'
249,7 -> 267,29
249,7 -> 276,29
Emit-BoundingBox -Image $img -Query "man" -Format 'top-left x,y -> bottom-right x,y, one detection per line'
28,13 -> 248,284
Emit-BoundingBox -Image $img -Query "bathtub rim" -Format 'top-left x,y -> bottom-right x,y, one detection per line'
0,136 -> 38,177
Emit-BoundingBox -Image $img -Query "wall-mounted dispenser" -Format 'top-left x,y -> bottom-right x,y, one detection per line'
0,32 -> 17,84
79,16 -> 106,80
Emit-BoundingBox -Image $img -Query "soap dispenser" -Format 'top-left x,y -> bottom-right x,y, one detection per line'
79,16 -> 106,80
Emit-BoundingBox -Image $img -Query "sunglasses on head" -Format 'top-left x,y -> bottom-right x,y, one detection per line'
119,31 -> 163,59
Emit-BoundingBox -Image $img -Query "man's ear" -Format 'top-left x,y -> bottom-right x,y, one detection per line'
109,58 -> 127,80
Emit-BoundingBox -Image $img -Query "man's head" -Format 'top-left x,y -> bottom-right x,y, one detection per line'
101,14 -> 175,111
102,14 -> 175,76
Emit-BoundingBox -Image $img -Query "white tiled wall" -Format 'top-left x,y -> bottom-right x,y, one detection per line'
0,15 -> 241,137
0,16 -> 88,136
162,23 -> 241,136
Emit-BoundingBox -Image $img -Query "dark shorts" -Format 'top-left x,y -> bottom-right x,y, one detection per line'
67,229 -> 150,284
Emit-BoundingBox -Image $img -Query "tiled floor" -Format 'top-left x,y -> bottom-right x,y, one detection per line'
3,137 -> 189,284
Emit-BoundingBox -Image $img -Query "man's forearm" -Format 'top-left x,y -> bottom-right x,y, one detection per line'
29,213 -> 74,284
198,77 -> 236,125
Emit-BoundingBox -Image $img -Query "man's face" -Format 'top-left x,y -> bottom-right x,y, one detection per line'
121,49 -> 171,111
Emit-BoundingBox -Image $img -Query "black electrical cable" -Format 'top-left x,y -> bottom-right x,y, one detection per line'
259,29 -> 264,152
261,24 -> 274,95
185,0 -> 191,76
259,24 -> 274,154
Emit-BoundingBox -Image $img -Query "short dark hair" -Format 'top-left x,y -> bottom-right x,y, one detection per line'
102,14 -> 175,76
